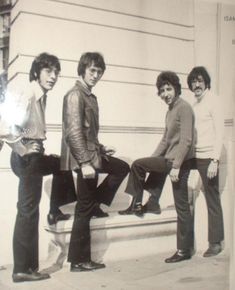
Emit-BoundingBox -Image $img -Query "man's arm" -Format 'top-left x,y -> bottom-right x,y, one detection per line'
1,87 -> 38,156
63,90 -> 91,164
168,104 -> 194,182
151,114 -> 168,157
172,104 -> 194,169
207,97 -> 224,179
2,87 -> 29,130
7,139 -> 41,156
63,90 -> 96,178
211,99 -> 224,160
151,130 -> 168,157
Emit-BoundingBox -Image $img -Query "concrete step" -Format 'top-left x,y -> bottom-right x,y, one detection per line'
43,207 -> 177,273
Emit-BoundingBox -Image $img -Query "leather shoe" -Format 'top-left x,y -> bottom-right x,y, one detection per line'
91,206 -> 109,218
203,243 -> 222,257
12,271 -> 50,283
118,202 -> 144,217
165,250 -> 191,263
70,261 -> 106,272
47,212 -> 71,225
143,202 -> 161,214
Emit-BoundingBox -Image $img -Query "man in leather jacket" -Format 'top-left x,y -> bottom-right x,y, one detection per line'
61,52 -> 130,272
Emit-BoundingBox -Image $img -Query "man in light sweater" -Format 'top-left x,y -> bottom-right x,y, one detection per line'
119,71 -> 195,263
187,66 -> 224,257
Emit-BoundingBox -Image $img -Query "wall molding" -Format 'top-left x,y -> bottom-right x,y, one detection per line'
11,10 -> 194,42
7,71 -> 190,89
8,53 -> 189,77
0,121 -> 233,171
47,121 -> 234,134
47,0 -> 194,29
0,168 -> 12,172
47,124 -> 165,134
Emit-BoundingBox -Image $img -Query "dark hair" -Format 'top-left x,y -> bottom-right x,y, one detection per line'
77,52 -> 106,76
29,52 -> 61,82
187,66 -> 211,91
156,71 -> 181,96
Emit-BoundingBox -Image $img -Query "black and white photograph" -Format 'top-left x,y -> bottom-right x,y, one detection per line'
0,0 -> 234,289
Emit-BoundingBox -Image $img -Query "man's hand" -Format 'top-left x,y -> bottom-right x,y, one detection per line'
24,140 -> 41,155
169,168 -> 180,183
104,145 -> 116,156
81,164 -> 96,179
50,154 -> 60,158
207,161 -> 218,179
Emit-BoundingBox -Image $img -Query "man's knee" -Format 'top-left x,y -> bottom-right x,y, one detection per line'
130,158 -> 148,175
112,159 -> 130,177
122,161 -> 130,175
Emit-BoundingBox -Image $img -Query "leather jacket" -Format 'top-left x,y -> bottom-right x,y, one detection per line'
60,80 -> 104,171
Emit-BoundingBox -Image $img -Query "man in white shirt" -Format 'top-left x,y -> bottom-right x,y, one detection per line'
5,53 -> 76,282
187,66 -> 224,257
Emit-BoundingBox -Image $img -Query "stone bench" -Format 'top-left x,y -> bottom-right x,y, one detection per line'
43,205 -> 177,273
42,171 -> 203,273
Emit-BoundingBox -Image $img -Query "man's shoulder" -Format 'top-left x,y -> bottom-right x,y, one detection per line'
63,84 -> 85,104
178,98 -> 193,111
200,89 -> 218,101
6,81 -> 35,103
205,90 -> 223,114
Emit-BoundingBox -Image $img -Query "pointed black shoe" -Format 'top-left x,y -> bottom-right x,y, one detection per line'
91,206 -> 109,218
47,211 -> 71,225
118,197 -> 144,217
12,271 -> 50,283
143,201 -> 161,214
70,261 -> 106,272
165,250 -> 191,263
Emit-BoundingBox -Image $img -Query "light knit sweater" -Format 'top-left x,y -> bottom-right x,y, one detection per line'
193,89 -> 224,160
152,97 -> 195,169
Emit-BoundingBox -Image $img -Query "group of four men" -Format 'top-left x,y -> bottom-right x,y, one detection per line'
1,52 -> 224,282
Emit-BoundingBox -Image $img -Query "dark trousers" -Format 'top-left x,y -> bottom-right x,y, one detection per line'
10,152 -> 76,274
125,156 -> 194,250
68,156 -> 130,263
151,158 -> 224,244
190,158 -> 224,243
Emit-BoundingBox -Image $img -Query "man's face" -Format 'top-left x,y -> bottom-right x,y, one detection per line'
38,67 -> 59,93
83,63 -> 103,88
159,83 -> 177,105
191,75 -> 206,98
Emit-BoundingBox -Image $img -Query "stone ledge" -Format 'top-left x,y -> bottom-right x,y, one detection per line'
42,208 -> 177,272
44,207 -> 177,235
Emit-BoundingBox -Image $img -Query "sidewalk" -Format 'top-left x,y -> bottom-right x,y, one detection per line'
0,251 -> 229,290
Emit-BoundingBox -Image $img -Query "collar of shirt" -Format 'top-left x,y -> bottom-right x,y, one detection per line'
76,77 -> 93,96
